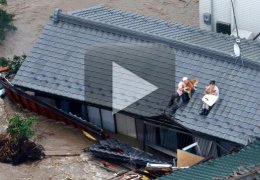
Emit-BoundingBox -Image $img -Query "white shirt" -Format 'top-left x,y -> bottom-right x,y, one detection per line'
177,81 -> 186,96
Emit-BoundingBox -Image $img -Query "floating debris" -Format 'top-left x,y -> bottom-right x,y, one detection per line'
0,135 -> 45,165
90,138 -> 169,166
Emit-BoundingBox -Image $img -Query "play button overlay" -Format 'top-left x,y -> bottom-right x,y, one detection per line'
112,62 -> 158,114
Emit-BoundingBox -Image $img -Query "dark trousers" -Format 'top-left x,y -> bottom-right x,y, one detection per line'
168,91 -> 183,109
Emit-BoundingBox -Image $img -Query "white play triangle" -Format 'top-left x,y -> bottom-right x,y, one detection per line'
112,62 -> 158,114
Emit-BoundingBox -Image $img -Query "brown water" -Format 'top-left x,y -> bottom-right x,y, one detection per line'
0,98 -> 114,180
0,0 -> 199,58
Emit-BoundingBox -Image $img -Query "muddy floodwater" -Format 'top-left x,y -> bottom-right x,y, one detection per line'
0,0 -> 199,58
0,98 -> 114,180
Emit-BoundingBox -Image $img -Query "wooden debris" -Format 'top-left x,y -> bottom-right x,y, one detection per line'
145,167 -> 174,177
99,165 -> 119,173
82,130 -> 97,141
101,160 -> 117,169
44,150 -> 81,157
0,66 -> 9,73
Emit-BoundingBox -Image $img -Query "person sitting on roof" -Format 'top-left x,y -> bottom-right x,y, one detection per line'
168,77 -> 193,112
200,81 -> 219,116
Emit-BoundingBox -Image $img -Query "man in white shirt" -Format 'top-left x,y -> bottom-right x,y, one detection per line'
200,81 -> 219,116
168,77 -> 192,112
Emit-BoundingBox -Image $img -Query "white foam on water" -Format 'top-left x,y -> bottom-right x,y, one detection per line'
0,125 -> 8,134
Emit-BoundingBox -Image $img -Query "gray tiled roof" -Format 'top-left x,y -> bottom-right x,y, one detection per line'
13,6 -> 260,145
69,6 -> 260,64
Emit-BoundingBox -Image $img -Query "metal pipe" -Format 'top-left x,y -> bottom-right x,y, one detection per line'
253,32 -> 260,41
3,76 -> 14,86
231,0 -> 239,37
146,163 -> 172,168
230,0 -> 234,32
172,166 -> 189,170
211,0 -> 214,32
182,142 -> 202,156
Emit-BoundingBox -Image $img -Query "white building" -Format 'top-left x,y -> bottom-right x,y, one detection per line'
200,0 -> 260,41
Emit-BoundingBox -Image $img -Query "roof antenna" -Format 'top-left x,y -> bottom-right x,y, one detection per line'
231,0 -> 244,67
233,39 -> 244,67
231,0 -> 239,38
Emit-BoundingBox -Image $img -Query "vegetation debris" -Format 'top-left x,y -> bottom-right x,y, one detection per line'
0,115 -> 45,165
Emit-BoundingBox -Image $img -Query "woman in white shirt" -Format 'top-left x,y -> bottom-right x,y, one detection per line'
199,81 -> 219,116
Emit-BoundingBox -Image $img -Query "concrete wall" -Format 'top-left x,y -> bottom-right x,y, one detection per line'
200,0 -> 260,41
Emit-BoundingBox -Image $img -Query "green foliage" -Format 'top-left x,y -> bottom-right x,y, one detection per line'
7,115 -> 37,140
0,0 -> 17,41
0,54 -> 26,73
0,0 -> 7,5
9,54 -> 26,73
0,57 -> 8,67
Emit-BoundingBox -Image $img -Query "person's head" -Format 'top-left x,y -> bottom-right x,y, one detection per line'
183,77 -> 188,84
209,81 -> 216,88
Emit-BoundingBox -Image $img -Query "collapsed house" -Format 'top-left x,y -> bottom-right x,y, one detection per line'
9,6 -> 260,158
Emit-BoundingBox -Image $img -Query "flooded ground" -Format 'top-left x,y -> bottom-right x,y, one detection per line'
0,0 -> 199,58
0,154 -> 114,180
0,98 -> 115,180
0,0 -> 199,179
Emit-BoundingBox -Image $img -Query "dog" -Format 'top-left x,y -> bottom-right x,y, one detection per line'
204,88 -> 216,103
210,89 -> 216,94
184,78 -> 198,98
205,87 -> 216,95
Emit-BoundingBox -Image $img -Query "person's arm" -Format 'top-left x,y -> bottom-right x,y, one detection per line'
178,87 -> 185,91
215,87 -> 219,97
205,86 -> 209,94
178,82 -> 185,91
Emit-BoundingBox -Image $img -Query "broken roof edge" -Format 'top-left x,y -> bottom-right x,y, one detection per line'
49,7 -> 260,71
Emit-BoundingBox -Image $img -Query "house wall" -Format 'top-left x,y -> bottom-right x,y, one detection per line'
136,118 -> 145,141
142,122 -> 194,155
101,109 -> 116,133
115,113 -> 136,138
34,93 -> 236,157
194,137 -> 218,158
87,106 -> 102,128
35,95 -> 56,107
200,0 -> 260,41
